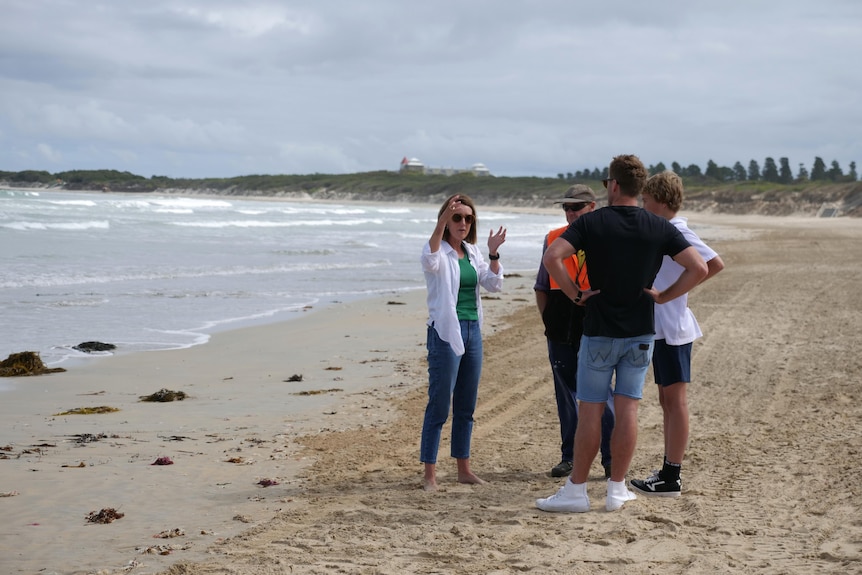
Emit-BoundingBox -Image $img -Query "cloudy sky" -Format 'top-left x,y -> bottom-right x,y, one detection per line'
1,1 -> 860,179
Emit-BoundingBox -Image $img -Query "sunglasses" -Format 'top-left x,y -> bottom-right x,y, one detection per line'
451,213 -> 474,224
602,178 -> 616,189
562,202 -> 588,212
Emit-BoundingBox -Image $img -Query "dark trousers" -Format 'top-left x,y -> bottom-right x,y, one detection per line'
548,339 -> 614,467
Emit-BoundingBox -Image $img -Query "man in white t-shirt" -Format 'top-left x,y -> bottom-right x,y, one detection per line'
633,170 -> 725,497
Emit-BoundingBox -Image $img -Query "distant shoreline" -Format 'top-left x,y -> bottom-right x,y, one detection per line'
4,183 -> 858,217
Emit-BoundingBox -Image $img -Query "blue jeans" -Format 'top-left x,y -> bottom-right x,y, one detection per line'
421,320 -> 483,463
548,339 -> 615,468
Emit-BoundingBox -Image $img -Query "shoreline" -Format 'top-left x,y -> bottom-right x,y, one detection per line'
40,284 -> 430,371
1,186 -> 552,369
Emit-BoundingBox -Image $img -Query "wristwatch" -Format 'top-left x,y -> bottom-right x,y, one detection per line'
573,290 -> 583,304
488,253 -> 500,260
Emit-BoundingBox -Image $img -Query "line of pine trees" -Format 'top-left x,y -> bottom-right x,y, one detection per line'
560,157 -> 858,184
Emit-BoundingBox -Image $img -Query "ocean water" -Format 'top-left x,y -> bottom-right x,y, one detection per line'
1,188 -> 562,367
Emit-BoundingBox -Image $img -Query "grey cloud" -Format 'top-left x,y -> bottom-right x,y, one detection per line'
0,0 -> 859,178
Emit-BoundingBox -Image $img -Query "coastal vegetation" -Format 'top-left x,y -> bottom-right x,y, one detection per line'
2,163 -> 861,216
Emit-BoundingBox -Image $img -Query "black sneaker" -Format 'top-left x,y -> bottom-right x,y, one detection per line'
630,474 -> 681,498
550,460 -> 573,477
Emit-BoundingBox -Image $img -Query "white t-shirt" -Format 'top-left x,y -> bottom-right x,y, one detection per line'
653,217 -> 718,345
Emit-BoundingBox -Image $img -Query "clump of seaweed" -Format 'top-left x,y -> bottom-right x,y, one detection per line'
54,406 -> 120,416
158,435 -> 193,441
292,388 -> 343,396
285,374 -> 303,382
86,508 -> 124,523
151,456 -> 174,465
137,542 -> 191,555
70,433 -> 108,444
139,388 -> 187,402
257,478 -> 279,487
0,352 -> 66,377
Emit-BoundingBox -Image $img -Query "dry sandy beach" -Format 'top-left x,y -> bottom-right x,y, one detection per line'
1,213 -> 860,575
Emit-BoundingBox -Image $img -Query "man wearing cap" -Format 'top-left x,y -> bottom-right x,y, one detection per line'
534,185 -> 614,479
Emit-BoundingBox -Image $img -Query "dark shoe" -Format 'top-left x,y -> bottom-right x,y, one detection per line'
550,460 -> 573,477
630,474 -> 681,498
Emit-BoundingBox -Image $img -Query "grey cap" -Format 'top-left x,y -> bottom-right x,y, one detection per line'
551,184 -> 597,204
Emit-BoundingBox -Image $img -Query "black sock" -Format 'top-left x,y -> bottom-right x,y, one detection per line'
660,457 -> 681,481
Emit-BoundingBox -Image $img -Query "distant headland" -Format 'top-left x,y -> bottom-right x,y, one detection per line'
2,168 -> 860,217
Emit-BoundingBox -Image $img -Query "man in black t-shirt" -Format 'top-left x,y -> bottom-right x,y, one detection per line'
535,154 -> 707,514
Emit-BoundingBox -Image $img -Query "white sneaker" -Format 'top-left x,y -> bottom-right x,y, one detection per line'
535,479 -> 590,513
605,479 -> 637,511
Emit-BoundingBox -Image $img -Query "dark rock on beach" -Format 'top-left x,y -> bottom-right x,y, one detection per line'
73,341 -> 116,353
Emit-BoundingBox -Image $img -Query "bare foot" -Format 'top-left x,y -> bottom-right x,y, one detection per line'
457,472 -> 486,485
423,463 -> 437,492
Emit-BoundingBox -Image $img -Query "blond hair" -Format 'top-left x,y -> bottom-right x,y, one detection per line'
643,170 -> 684,212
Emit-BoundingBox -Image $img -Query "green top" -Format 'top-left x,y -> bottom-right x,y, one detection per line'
456,254 -> 479,320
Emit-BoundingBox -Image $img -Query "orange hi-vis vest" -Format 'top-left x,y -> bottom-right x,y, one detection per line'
546,226 -> 590,291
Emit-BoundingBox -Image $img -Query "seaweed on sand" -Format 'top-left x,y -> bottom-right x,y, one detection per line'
292,388 -> 343,396
54,406 -> 120,415
86,508 -> 124,523
69,433 -> 108,444
139,388 -> 187,402
0,352 -> 66,377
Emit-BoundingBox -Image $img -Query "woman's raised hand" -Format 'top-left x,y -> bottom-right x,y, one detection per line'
488,226 -> 507,254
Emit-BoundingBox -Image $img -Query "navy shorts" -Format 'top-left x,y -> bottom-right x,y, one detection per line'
652,339 -> 692,386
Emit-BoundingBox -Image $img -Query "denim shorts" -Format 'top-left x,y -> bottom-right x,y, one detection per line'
576,334 -> 654,402
651,339 -> 692,386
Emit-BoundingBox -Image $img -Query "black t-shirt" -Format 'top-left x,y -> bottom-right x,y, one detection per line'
560,205 -> 691,338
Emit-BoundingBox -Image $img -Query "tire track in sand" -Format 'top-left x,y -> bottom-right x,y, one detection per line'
632,231 -> 862,573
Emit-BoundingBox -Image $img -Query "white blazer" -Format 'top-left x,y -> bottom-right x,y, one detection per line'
421,240 -> 504,355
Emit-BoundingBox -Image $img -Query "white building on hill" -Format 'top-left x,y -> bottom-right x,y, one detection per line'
399,157 -> 490,176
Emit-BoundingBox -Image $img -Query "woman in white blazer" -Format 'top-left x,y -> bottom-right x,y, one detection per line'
419,194 -> 506,491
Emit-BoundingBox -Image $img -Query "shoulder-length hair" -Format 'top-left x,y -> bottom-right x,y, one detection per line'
438,193 -> 478,244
